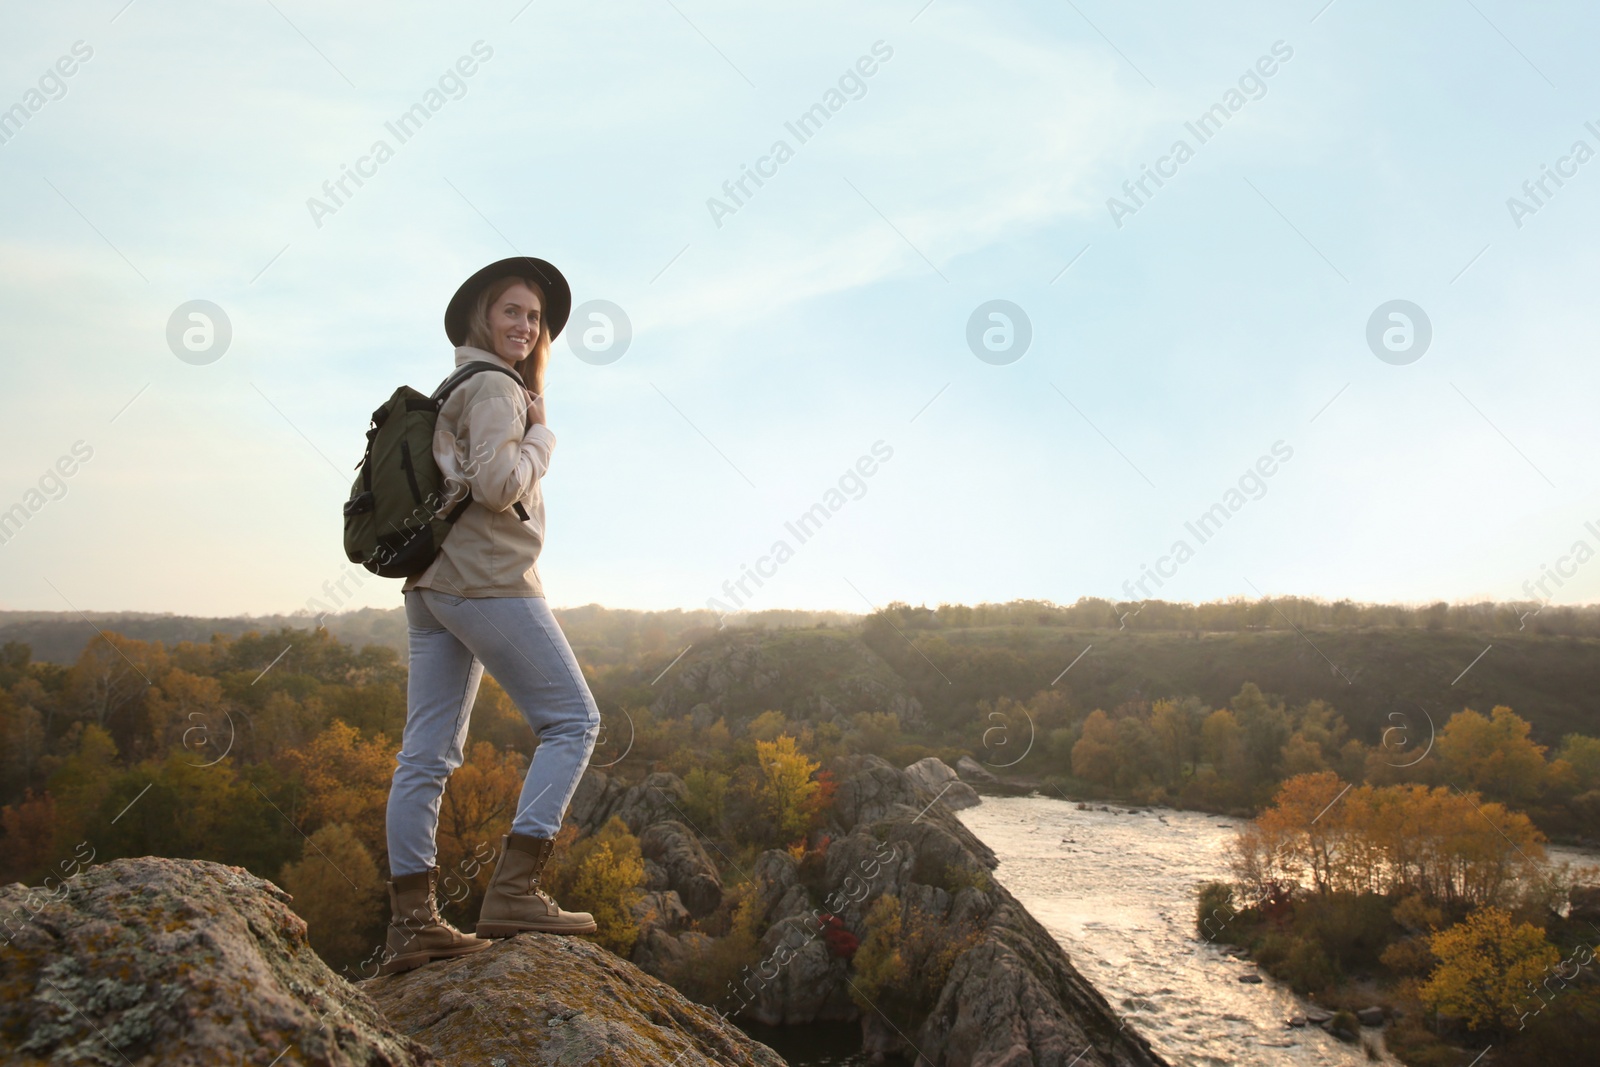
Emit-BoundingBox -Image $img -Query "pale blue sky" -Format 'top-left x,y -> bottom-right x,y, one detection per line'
3,0 -> 1599,618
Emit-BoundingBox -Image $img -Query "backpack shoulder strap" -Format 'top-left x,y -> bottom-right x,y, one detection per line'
427,360 -> 533,525
431,360 -> 524,404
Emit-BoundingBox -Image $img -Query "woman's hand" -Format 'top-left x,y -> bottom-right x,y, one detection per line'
524,389 -> 547,428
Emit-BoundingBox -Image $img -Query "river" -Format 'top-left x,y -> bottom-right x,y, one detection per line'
957,794 -> 1598,1067
743,793 -> 1596,1066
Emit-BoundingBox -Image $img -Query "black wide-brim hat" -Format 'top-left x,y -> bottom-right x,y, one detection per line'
444,256 -> 572,345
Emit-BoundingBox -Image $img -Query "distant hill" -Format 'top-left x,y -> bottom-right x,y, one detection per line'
0,605 -> 861,665
889,624 -> 1600,748
6,596 -> 1598,746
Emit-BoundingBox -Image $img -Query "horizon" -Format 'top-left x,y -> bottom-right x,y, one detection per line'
5,2 -> 1600,618
7,589 -> 1600,624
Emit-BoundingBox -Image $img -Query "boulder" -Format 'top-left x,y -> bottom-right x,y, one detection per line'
1325,1010 -> 1360,1042
798,756 -> 1165,1065
609,773 -> 693,835
642,859 -> 671,892
631,927 -> 715,981
638,820 -> 723,918
955,755 -> 998,784
1569,883 -> 1600,923
631,890 -> 692,934
1356,1006 -> 1385,1027
364,933 -> 785,1066
0,857 -> 429,1067
920,894 -> 1166,1067
830,754 -> 925,828
749,849 -> 819,931
739,914 -> 857,1026
903,757 -> 982,810
568,766 -> 628,833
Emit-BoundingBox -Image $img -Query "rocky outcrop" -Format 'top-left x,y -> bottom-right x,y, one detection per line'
0,857 -> 429,1067
571,753 -> 1165,1065
362,934 -> 784,1066
0,854 -> 785,1067
639,820 -> 723,917
903,757 -> 982,810
955,755 -> 998,784
763,756 -> 1166,1067
570,769 -> 693,836
918,893 -> 1161,1065
1569,883 -> 1600,922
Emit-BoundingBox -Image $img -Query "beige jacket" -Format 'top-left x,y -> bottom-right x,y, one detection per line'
402,345 -> 557,598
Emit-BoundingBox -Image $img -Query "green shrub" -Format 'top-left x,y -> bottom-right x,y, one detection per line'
664,881 -> 763,1009
1254,932 -> 1291,968
1295,892 -> 1396,971
850,894 -> 981,1033
682,767 -> 729,831
1197,882 -> 1240,943
1281,936 -> 1337,995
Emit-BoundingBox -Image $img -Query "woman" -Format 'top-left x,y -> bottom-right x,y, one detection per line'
380,256 -> 602,975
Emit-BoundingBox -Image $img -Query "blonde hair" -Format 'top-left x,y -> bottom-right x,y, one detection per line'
464,275 -> 552,394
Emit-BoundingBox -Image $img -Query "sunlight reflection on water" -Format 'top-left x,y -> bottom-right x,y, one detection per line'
959,795 -> 1398,1067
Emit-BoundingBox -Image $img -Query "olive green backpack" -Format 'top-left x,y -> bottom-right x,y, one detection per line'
342,361 -> 525,577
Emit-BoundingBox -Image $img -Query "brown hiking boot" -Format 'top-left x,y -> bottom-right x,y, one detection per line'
379,866 -> 492,974
475,832 -> 597,937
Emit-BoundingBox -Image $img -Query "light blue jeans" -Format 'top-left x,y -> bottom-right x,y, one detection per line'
386,588 -> 600,878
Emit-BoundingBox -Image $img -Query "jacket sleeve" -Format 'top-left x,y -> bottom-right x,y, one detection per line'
457,385 -> 557,514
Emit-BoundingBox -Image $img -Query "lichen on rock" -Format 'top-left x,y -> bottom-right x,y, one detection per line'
0,856 -> 428,1067
362,932 -> 785,1066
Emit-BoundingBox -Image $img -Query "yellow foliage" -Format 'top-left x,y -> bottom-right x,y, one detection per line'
747,710 -> 789,742
437,741 -> 526,885
1071,709 -> 1118,785
850,894 -> 905,1011
143,669 -> 226,758
278,822 -> 385,972
282,720 -> 396,861
1419,906 -> 1560,1032
755,734 -> 820,841
850,893 -> 981,1031
1437,706 -> 1549,804
544,815 -> 644,956
1232,774 -> 1545,907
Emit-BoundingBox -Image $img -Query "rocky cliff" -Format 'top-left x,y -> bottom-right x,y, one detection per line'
361,934 -> 785,1067
0,856 -> 784,1066
574,755 -> 1170,1067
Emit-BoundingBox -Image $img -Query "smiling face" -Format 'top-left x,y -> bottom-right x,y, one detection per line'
488,282 -> 542,364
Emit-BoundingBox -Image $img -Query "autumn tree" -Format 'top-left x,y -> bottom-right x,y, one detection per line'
436,741 -> 526,897
0,790 -> 58,884
281,720 -> 397,861
1555,734 -> 1600,793
278,822 -> 386,971
83,751 -> 299,877
1419,907 -> 1560,1033
746,710 -> 789,742
1231,777 -> 1545,907
1437,706 -> 1548,805
1149,698 -> 1198,786
65,633 -> 166,746
1071,709 -> 1118,786
143,668 -> 228,762
755,734 -> 821,842
543,815 -> 644,956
